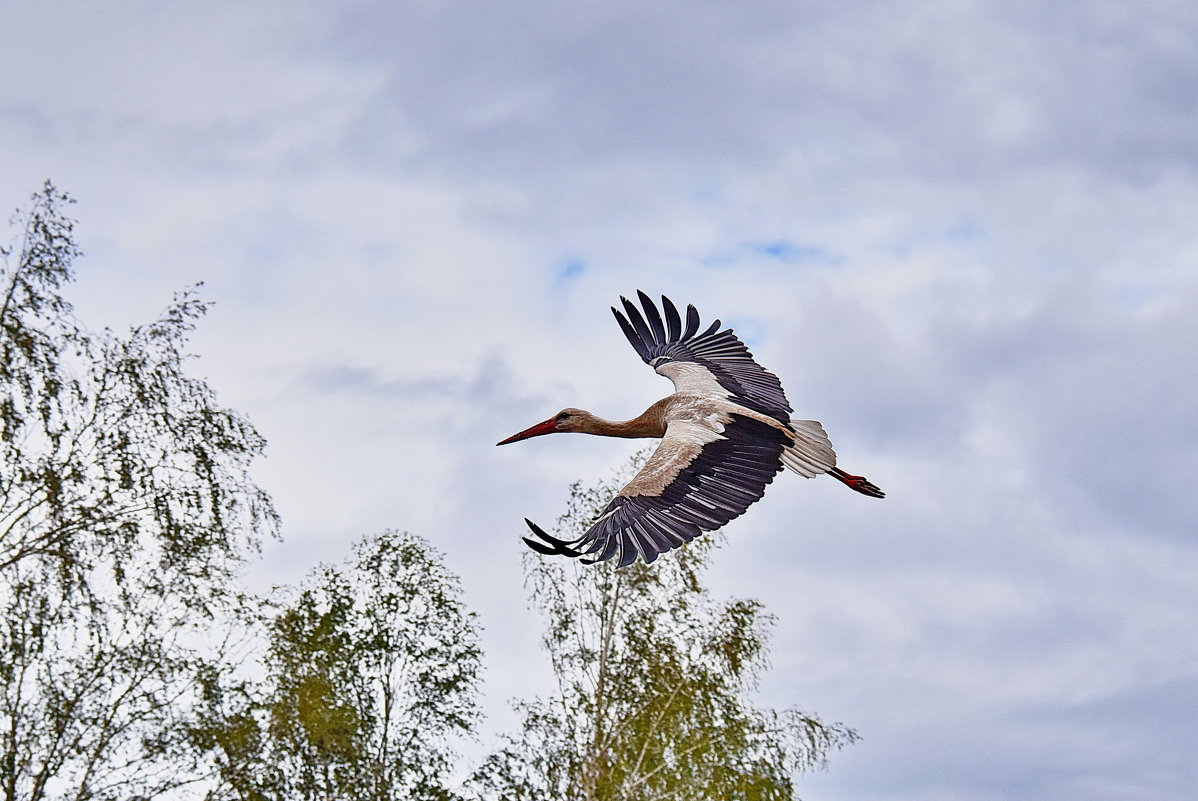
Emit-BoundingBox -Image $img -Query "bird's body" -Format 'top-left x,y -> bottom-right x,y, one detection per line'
498,292 -> 883,567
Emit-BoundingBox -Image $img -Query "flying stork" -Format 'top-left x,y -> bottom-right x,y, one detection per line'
497,292 -> 883,567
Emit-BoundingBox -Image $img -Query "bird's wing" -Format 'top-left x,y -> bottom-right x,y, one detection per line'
523,413 -> 787,567
612,291 -> 793,425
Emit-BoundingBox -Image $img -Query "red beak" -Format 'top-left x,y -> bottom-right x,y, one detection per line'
497,416 -> 559,446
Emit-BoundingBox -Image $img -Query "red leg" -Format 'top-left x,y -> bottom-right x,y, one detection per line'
830,467 -> 885,498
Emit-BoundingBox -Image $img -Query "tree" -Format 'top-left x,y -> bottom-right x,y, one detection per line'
193,530 -> 483,801
0,183 -> 278,800
472,459 -> 858,801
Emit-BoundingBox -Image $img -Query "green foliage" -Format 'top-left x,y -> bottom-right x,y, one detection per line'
0,181 -> 858,801
472,460 -> 858,801
0,182 -> 278,800
0,182 -> 277,599
194,530 -> 483,801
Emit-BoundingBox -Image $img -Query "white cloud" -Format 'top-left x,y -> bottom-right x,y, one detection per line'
2,1 -> 1196,798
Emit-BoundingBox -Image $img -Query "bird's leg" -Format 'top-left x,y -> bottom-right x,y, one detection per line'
829,468 -> 886,498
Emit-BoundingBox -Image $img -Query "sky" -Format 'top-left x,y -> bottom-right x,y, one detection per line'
3,1 -> 1197,799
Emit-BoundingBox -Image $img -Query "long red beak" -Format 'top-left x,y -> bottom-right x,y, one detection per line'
497,417 -> 559,446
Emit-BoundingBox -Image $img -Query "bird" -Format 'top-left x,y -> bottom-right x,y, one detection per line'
497,291 -> 883,567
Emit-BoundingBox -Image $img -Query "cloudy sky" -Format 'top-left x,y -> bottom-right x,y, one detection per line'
3,1 -> 1197,798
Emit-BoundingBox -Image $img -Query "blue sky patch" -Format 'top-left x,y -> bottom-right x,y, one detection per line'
702,239 -> 841,269
749,240 -> 839,265
947,217 -> 988,244
556,257 -> 586,283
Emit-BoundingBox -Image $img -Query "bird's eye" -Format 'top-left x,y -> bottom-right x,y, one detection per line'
556,411 -> 571,421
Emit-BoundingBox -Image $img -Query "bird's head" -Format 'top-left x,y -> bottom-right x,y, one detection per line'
496,408 -> 587,445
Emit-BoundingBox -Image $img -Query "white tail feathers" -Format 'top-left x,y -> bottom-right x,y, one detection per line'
782,419 -> 837,478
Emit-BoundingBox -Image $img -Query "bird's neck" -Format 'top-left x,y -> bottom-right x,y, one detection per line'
581,405 -> 667,439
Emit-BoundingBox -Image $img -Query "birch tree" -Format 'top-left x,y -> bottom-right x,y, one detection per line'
193,530 -> 483,801
0,182 -> 277,800
473,462 -> 857,801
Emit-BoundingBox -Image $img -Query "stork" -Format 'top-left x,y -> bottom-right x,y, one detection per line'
498,292 -> 883,567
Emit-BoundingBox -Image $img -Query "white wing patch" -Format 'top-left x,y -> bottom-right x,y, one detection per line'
655,361 -> 731,397
620,419 -> 724,498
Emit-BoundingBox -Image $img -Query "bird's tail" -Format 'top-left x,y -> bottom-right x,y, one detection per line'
783,419 -> 885,498
781,419 -> 838,477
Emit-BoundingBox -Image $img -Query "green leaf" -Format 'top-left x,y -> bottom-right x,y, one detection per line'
472,458 -> 858,801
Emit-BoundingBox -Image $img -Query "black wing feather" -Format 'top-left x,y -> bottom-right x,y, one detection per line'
522,415 -> 787,567
620,296 -> 657,348
614,293 -> 794,424
683,304 -> 701,339
662,295 -> 683,341
637,289 -> 667,343
612,307 -> 650,361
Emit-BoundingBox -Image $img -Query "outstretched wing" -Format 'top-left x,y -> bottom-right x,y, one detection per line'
523,414 -> 787,567
612,291 -> 793,425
